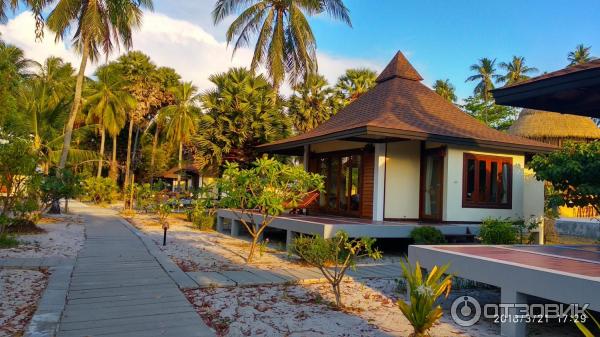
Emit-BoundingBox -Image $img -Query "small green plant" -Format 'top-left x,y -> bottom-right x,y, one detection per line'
292,231 -> 382,307
134,183 -> 154,213
0,233 -> 19,248
478,217 -> 517,244
513,218 -> 540,244
155,201 -> 173,228
397,259 -> 453,337
81,177 -> 119,204
410,226 -> 446,244
187,199 -> 216,231
257,238 -> 270,257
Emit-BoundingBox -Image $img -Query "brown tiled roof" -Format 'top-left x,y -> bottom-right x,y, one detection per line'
501,59 -> 600,89
262,51 -> 557,153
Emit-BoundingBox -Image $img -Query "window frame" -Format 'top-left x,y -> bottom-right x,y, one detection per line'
462,153 -> 513,209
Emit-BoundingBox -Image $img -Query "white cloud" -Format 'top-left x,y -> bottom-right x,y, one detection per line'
0,11 -> 382,95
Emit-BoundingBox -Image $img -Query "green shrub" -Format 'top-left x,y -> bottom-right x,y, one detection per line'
291,231 -> 381,307
397,259 -> 452,337
135,183 -> 154,213
0,233 -> 19,248
479,217 -> 517,244
410,226 -> 446,244
186,199 -> 215,231
155,201 -> 173,228
81,177 -> 119,204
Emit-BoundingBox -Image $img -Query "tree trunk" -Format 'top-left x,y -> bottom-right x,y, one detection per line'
49,199 -> 61,214
247,235 -> 258,264
124,117 -> 134,189
109,135 -> 118,180
131,125 -> 140,170
332,283 -> 342,307
97,126 -> 106,178
150,125 -> 160,184
58,41 -> 89,171
176,141 -> 182,192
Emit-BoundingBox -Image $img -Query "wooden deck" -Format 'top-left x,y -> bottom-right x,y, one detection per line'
217,209 -> 480,242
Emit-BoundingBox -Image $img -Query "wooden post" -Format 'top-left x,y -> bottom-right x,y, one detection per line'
129,174 -> 135,210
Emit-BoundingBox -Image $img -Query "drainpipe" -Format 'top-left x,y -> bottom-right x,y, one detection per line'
303,144 -> 310,171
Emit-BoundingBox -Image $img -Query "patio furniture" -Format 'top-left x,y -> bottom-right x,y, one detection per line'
285,191 -> 319,215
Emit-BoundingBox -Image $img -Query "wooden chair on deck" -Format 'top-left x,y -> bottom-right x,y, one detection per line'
286,191 -> 319,215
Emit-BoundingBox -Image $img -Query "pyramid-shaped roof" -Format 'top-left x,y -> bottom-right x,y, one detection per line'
261,51 -> 556,153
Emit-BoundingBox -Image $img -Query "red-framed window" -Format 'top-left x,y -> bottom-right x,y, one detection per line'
462,153 -> 512,209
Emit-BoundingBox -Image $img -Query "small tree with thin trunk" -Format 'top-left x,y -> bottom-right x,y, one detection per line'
292,231 -> 382,307
218,157 -> 323,263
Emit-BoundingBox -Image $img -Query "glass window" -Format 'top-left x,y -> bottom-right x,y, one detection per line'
463,153 -> 512,208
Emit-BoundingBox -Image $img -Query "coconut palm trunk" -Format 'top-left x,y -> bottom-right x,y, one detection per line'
58,41 -> 89,171
97,126 -> 105,177
110,135 -> 118,180
176,141 -> 182,191
124,116 -> 134,188
150,125 -> 160,184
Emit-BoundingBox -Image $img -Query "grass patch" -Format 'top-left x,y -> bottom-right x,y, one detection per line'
0,234 -> 19,248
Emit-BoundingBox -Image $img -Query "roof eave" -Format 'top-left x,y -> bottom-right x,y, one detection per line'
258,126 -> 369,153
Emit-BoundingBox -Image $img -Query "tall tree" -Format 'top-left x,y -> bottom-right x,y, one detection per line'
335,68 -> 377,104
47,0 -> 153,173
0,0 -> 49,38
497,56 -> 538,85
29,56 -> 75,149
466,58 -> 500,102
567,44 -> 595,66
432,79 -> 457,103
196,68 -> 290,168
461,94 -> 518,131
288,73 -> 336,133
0,39 -> 35,133
113,51 -> 161,187
84,65 -> 133,177
148,66 -> 180,182
212,0 -> 351,88
159,82 -> 200,190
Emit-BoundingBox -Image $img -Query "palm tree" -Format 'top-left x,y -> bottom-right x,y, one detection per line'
288,73 -> 336,133
0,0 -> 50,38
159,82 -> 200,190
47,0 -> 153,173
432,79 -> 457,103
568,44 -> 595,66
336,68 -> 377,104
497,56 -> 538,85
84,65 -> 133,178
29,57 -> 75,149
213,0 -> 351,88
196,68 -> 289,168
466,58 -> 500,102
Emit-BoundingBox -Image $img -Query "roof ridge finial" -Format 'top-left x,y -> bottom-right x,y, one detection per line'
376,51 -> 423,83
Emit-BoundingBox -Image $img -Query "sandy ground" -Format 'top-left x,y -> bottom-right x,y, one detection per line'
0,269 -> 48,337
0,214 -> 85,259
186,278 -> 502,337
127,212 -> 400,272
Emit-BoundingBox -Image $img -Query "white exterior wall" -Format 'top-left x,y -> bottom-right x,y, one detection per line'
384,141 -> 421,219
443,145 -> 526,222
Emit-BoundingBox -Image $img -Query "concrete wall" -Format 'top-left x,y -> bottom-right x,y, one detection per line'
310,140 -> 366,153
443,145 -> 526,222
384,141 -> 421,219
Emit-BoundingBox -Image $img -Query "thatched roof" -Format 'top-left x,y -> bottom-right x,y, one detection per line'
508,109 -> 600,139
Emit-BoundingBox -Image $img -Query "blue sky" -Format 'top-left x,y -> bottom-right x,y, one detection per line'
4,0 -> 600,100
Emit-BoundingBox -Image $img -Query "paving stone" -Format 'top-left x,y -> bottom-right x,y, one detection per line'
187,271 -> 236,288
219,270 -> 275,286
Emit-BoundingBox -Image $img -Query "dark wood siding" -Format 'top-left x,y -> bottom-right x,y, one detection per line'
361,148 -> 374,219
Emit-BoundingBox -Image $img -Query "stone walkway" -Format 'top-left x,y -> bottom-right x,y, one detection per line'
54,203 -> 214,337
186,264 -> 402,288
